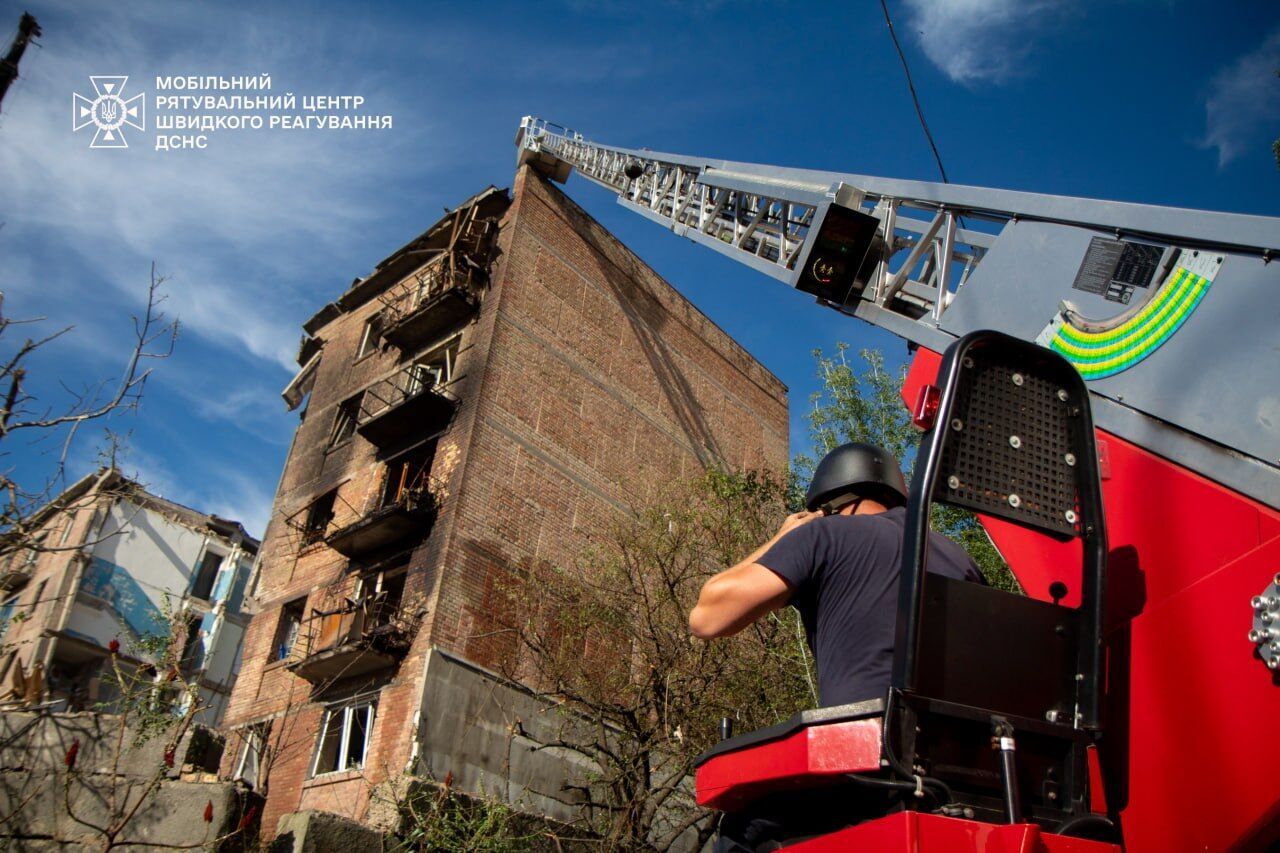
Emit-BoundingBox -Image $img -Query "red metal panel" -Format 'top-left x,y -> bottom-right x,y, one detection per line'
901,348 -> 1280,851
695,718 -> 882,811
783,812 -> 1121,852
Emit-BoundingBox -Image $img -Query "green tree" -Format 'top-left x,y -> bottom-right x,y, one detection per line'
793,343 -> 1019,593
510,469 -> 813,851
1273,71 -> 1279,169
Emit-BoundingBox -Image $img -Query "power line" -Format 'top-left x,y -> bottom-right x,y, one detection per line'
878,0 -> 951,184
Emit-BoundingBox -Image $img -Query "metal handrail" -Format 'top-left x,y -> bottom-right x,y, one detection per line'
358,363 -> 447,424
287,592 -> 407,665
378,253 -> 479,329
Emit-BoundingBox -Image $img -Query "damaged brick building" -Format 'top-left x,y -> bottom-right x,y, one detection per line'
219,166 -> 789,836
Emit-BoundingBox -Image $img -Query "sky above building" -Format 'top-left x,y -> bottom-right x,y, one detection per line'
1,0 -> 1276,537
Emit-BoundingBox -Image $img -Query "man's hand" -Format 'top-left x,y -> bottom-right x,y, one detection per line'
777,510 -> 821,538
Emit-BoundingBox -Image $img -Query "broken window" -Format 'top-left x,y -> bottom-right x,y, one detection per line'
329,393 -> 363,447
179,616 -> 204,676
312,698 -> 375,776
190,549 -> 223,600
234,723 -> 270,789
381,441 -> 437,508
273,598 -> 305,661
406,338 -> 459,397
355,318 -> 379,360
302,491 -> 337,544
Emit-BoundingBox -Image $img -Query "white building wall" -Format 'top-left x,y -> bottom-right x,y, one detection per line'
65,498 -> 255,725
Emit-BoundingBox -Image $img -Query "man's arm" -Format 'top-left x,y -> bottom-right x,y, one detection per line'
688,511 -> 820,639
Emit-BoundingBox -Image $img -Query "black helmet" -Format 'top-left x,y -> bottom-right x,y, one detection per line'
805,442 -> 908,512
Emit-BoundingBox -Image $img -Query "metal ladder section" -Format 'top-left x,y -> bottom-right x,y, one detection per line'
514,116 -> 1280,508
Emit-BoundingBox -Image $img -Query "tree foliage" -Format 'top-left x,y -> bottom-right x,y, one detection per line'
510,470 -> 813,851
794,344 -> 1019,593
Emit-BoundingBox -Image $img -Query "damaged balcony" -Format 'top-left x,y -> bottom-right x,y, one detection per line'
286,591 -> 412,684
378,255 -> 483,350
356,362 -> 456,447
325,491 -> 436,558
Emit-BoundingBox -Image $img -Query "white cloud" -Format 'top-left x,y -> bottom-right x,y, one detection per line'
0,0 -> 438,372
1200,27 -> 1280,167
902,0 -> 1066,86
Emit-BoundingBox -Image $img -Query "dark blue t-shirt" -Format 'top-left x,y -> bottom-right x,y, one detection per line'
758,507 -> 983,707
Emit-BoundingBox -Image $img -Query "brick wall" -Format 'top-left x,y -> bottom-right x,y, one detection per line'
219,167 -> 788,835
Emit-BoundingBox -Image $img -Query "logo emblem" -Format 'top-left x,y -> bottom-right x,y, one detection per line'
72,76 -> 145,148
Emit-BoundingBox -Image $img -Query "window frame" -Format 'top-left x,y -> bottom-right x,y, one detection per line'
0,594 -> 19,643
406,337 -> 460,397
234,723 -> 269,788
310,698 -> 376,777
328,393 -> 363,448
190,548 -> 224,601
301,491 -> 337,545
272,598 -> 306,662
354,319 -> 379,362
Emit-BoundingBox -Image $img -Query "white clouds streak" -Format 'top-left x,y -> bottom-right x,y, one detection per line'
1200,26 -> 1280,168
902,0 -> 1066,86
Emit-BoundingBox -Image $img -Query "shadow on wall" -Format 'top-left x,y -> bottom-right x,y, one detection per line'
551,189 -> 727,470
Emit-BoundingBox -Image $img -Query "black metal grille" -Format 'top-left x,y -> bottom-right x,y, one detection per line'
933,352 -> 1081,536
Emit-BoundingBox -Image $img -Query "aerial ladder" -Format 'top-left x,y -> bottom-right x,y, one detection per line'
515,117 -> 1280,852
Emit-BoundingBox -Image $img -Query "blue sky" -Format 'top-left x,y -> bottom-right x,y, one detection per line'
1,0 -> 1276,537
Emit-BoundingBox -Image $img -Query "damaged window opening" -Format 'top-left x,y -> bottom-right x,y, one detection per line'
302,491 -> 337,545
382,440 -> 437,509
190,549 -> 223,600
329,393 -> 363,447
312,698 -> 375,776
407,338 -> 460,396
234,723 -> 269,789
273,598 -> 305,661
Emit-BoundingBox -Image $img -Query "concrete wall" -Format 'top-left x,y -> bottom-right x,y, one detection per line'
0,710 -> 259,851
413,648 -> 598,825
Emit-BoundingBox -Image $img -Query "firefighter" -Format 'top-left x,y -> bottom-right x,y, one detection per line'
689,441 -> 983,708
690,442 -> 984,850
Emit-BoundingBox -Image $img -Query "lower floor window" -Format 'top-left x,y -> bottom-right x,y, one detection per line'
235,723 -> 269,789
312,700 -> 375,775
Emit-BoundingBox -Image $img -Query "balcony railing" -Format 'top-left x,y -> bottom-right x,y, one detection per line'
0,566 -> 31,592
378,255 -> 482,349
286,593 -> 413,683
356,364 -> 456,447
324,489 -> 436,558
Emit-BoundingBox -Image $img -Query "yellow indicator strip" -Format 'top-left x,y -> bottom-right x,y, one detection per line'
1038,266 -> 1213,380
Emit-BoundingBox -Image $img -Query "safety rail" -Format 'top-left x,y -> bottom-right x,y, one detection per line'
285,592 -> 413,682
377,251 -> 483,336
359,362 -> 450,425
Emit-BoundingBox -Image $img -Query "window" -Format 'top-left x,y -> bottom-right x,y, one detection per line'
382,441 -> 437,508
359,568 -> 406,630
355,319 -> 379,360
406,339 -> 459,397
179,616 -> 204,676
312,699 -> 375,776
0,595 -> 18,643
273,598 -> 305,661
190,550 -> 223,600
302,491 -> 337,544
329,393 -> 363,447
234,723 -> 270,789
59,512 -> 76,546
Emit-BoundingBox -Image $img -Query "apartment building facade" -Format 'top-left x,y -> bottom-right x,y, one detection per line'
220,167 -> 790,835
0,469 -> 259,725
